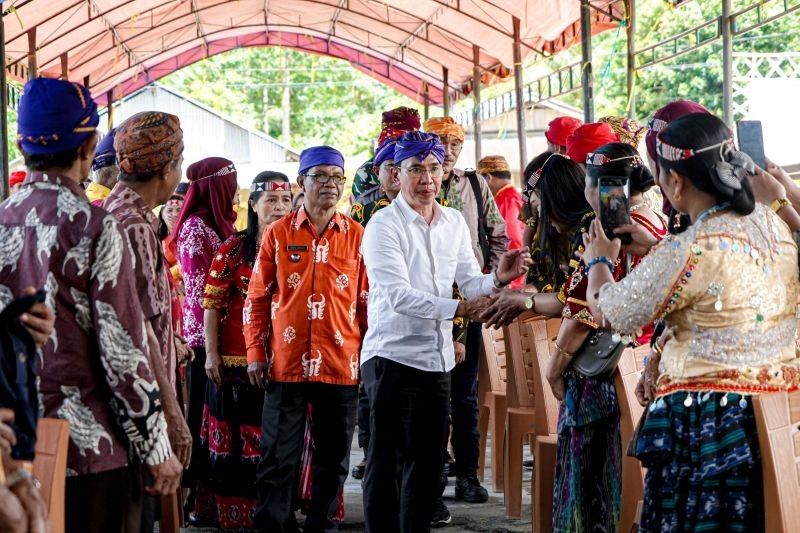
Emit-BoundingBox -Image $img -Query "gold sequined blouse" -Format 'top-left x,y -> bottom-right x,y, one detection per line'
599,204 -> 800,396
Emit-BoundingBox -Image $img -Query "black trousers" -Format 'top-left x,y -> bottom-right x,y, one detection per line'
255,381 -> 357,533
185,345 -> 207,485
448,321 -> 482,477
66,466 -> 143,533
362,357 -> 450,533
357,383 -> 371,450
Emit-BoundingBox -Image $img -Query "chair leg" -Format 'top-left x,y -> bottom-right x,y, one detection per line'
491,395 -> 507,492
478,401 -> 490,482
534,436 -> 556,533
504,414 -> 528,519
159,491 -> 182,533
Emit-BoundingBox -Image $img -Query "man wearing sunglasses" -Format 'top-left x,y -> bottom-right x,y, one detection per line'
244,145 -> 369,532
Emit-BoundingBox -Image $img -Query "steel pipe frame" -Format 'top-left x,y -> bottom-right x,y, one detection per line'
1,12 -> 8,199
580,0 -> 594,123
512,16 -> 527,172
473,44 -> 482,163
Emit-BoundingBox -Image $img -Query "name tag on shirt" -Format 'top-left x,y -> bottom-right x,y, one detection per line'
287,245 -> 308,251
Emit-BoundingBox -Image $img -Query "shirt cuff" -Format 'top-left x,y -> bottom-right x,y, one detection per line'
481,273 -> 496,296
142,414 -> 173,466
441,298 -> 460,320
247,346 -> 268,365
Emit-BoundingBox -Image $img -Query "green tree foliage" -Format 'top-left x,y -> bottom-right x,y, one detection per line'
162,47 -> 418,157
553,0 -> 800,120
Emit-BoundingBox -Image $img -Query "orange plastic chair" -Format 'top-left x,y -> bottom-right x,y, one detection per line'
753,389 -> 800,531
526,318 -> 561,532
502,319 -> 537,518
614,346 -> 649,533
478,324 -> 508,491
32,418 -> 70,533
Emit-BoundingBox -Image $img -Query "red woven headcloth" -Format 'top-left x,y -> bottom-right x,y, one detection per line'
173,157 -> 238,241
566,123 -> 620,164
378,106 -> 421,146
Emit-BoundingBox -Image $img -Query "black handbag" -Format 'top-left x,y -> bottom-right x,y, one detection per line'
570,329 -> 625,378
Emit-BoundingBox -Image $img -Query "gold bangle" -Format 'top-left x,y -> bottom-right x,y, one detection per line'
553,343 -> 573,359
771,197 -> 791,214
653,343 -> 664,357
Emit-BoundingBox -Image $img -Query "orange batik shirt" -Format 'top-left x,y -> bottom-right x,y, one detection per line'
244,207 -> 369,385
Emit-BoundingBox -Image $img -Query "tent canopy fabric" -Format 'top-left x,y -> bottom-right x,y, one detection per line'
2,0 -> 623,105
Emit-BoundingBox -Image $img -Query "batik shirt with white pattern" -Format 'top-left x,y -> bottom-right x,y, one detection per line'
103,182 -> 177,388
0,172 -> 171,476
177,215 -> 221,348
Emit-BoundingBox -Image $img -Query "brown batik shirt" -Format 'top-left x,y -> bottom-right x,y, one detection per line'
103,182 -> 177,388
0,172 -> 171,476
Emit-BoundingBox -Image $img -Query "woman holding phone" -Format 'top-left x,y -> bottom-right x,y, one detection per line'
583,112 -> 800,531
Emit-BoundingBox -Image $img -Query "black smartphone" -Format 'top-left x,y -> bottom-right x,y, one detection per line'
736,120 -> 766,169
598,176 -> 632,245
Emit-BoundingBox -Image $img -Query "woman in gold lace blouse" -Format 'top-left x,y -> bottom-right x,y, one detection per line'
582,112 -> 800,532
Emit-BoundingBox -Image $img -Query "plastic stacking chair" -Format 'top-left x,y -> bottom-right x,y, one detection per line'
502,319 -> 536,518
32,418 -> 70,533
753,389 -> 800,531
614,346 -> 649,533
478,324 -> 508,491
527,319 -> 561,533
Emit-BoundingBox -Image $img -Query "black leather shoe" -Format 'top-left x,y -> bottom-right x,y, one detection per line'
430,497 -> 452,528
455,475 -> 489,503
351,459 -> 366,480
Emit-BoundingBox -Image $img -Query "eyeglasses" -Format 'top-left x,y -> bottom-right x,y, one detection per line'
399,165 -> 443,178
303,173 -> 347,185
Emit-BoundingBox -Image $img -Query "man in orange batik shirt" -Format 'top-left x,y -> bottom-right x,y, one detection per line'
244,145 -> 368,533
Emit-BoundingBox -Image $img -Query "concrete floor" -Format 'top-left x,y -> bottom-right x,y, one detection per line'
184,433 -> 534,532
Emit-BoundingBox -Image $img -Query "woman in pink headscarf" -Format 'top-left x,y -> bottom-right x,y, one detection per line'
173,156 -> 239,521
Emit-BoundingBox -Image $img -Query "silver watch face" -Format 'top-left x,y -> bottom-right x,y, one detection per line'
525,297 -> 534,309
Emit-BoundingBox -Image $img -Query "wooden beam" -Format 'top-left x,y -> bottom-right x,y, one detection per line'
106,89 -> 114,130
27,28 -> 37,79
423,81 -> 430,121
442,66 -> 450,116
60,53 -> 69,79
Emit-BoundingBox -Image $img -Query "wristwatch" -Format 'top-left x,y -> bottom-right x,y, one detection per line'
771,197 -> 791,214
524,295 -> 535,310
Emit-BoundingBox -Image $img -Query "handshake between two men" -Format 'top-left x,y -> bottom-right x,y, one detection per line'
454,247 -> 536,328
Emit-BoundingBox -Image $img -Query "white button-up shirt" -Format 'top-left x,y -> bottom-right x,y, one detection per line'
361,192 -> 496,372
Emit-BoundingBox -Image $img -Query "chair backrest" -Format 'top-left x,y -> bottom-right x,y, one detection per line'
33,418 -> 70,533
614,346 -> 648,531
753,390 -> 800,532
616,346 -> 648,442
526,318 -> 562,436
504,319 -> 537,408
481,324 -> 508,394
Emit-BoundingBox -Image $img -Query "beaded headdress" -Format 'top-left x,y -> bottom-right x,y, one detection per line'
251,181 -> 290,192
585,152 -> 644,167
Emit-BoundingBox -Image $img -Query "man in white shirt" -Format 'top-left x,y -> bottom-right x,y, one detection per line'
360,131 -> 531,533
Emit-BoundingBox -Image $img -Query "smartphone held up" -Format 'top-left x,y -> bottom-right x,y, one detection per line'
736,120 -> 766,170
599,176 -> 632,245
